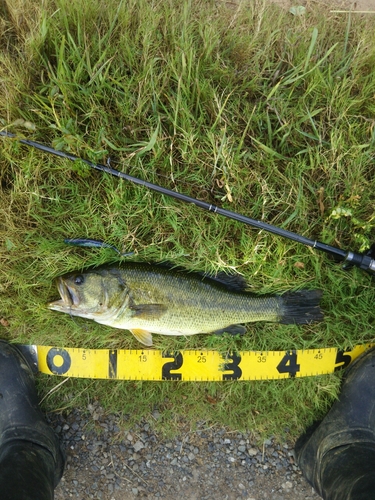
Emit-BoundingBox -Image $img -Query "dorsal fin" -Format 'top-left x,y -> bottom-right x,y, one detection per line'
153,261 -> 250,292
202,271 -> 249,292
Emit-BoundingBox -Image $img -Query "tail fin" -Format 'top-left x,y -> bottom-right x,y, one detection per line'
279,290 -> 323,324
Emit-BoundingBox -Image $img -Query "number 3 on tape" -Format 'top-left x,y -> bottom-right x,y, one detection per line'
276,351 -> 300,378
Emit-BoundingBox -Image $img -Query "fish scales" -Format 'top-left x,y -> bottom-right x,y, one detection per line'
112,264 -> 281,331
48,262 -> 323,346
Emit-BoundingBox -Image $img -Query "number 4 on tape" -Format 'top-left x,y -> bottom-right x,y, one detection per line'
276,351 -> 300,378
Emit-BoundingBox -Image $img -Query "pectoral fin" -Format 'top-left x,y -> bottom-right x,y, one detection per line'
130,329 -> 153,346
130,304 -> 167,320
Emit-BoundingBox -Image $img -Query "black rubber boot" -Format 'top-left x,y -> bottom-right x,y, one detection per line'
0,340 -> 65,499
295,347 -> 375,500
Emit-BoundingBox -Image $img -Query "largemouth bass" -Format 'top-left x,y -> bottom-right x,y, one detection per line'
48,263 -> 323,346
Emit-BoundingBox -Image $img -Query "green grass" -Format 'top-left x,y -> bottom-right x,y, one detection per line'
1,0 -> 375,440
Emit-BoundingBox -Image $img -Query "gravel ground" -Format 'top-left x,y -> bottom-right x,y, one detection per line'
48,402 -> 320,500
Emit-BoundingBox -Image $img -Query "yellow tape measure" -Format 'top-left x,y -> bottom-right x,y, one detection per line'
24,343 -> 375,381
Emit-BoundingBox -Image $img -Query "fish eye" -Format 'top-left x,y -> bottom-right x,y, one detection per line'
74,275 -> 85,285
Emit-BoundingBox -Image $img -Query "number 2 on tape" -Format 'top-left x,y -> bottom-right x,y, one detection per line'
162,352 -> 183,380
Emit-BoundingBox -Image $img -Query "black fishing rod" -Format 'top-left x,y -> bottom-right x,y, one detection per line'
1,130 -> 375,274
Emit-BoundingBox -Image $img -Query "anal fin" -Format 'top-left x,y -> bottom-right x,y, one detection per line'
211,324 -> 246,336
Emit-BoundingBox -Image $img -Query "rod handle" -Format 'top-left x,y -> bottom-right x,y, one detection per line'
344,252 -> 375,274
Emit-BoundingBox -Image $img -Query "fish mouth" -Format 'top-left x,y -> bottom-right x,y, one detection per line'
48,278 -> 79,311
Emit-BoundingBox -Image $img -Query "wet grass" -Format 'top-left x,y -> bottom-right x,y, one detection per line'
1,0 -> 375,439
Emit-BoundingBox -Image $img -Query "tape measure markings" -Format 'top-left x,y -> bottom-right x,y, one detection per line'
33,344 -> 375,381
